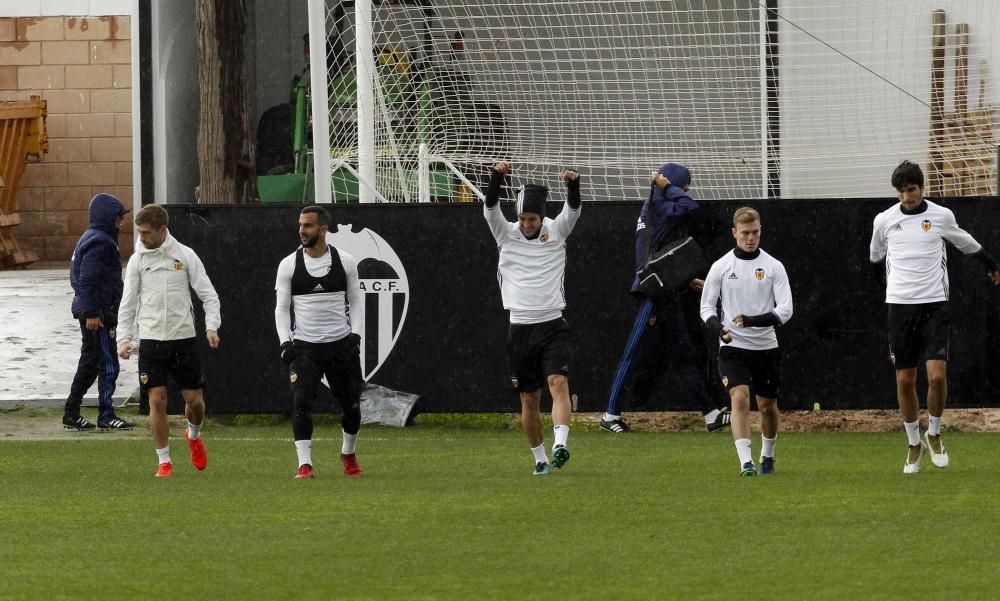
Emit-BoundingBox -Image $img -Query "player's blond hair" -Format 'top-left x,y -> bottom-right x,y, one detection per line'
733,207 -> 760,226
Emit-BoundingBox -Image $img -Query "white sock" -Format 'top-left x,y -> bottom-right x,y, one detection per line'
156,447 -> 171,465
295,439 -> 313,467
761,435 -> 776,459
704,408 -> 720,424
553,424 -> 569,448
531,443 -> 548,464
603,413 -> 620,422
904,420 -> 921,446
735,438 -> 752,465
187,421 -> 201,440
342,431 -> 358,455
927,415 -> 942,437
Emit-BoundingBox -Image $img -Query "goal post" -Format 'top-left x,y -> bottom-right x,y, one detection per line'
308,1 -> 1000,202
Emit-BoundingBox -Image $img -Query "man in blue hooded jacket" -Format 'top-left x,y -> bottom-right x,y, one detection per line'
600,164 -> 730,433
63,193 -> 136,431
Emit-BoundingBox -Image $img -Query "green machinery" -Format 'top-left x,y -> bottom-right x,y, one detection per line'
257,2 -> 506,203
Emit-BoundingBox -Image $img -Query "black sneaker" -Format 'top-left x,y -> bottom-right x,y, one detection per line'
759,456 -> 775,475
98,416 -> 136,430
63,415 -> 96,431
706,409 -> 732,432
599,418 -> 630,433
551,445 -> 571,469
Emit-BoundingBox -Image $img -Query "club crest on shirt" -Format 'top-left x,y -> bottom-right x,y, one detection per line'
140,373 -> 148,385
510,376 -> 519,389
173,259 -> 184,270
754,268 -> 766,281
721,375 -> 729,387
289,371 -> 298,383
328,224 -> 410,381
921,219 -> 931,232
540,234 -> 550,244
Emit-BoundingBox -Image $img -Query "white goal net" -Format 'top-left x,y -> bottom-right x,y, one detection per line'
307,0 -> 1000,202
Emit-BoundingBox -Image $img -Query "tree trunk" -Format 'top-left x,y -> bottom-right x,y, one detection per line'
196,0 -> 257,203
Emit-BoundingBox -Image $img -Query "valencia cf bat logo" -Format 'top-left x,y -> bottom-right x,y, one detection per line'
328,224 -> 410,381
754,268 -> 765,281
921,220 -> 931,232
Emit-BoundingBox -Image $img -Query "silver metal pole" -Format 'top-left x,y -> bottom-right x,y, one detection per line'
307,0 -> 333,203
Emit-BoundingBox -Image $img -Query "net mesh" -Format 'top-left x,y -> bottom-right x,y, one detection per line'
316,0 -> 1000,201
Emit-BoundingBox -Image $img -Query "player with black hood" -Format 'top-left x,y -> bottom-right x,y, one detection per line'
484,161 -> 581,476
64,193 -> 135,431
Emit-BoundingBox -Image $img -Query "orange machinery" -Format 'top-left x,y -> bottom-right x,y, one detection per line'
1,95 -> 48,268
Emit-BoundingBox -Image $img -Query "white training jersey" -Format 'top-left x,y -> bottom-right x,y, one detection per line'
870,200 -> 982,304
274,246 -> 363,344
700,248 -> 793,351
484,201 -> 581,324
118,231 -> 221,343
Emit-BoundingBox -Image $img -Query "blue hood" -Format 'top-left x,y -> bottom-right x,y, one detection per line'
658,163 -> 691,190
89,193 -> 128,235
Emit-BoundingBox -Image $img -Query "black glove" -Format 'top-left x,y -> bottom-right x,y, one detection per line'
280,341 -> 295,365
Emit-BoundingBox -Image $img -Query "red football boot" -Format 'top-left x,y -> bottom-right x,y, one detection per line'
341,453 -> 363,477
186,430 -> 208,471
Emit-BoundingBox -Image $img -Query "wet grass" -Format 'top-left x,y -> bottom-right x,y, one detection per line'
1,418 -> 999,600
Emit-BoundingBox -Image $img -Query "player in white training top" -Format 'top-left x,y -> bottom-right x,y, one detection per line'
700,207 -> 792,477
484,160 -> 581,476
275,205 -> 365,480
870,161 -> 1000,474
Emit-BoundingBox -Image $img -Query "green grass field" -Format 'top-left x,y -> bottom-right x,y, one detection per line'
1,412 -> 999,601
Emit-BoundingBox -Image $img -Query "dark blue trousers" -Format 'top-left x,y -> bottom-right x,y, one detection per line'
65,319 -> 119,422
605,294 -> 712,416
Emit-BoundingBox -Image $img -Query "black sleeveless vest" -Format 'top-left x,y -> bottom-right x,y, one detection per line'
291,247 -> 347,296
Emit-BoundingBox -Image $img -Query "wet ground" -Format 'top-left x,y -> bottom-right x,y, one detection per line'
0,268 -> 139,409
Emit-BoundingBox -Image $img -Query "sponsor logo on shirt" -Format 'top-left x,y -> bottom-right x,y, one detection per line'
328,224 -> 410,381
891,223 -> 902,231
312,283 -> 325,292
728,273 -> 739,280
755,268 -> 766,281
921,219 -> 932,232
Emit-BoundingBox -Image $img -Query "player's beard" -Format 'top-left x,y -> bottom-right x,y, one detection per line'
301,234 -> 319,248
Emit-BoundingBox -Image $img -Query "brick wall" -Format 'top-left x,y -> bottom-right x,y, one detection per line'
1,15 -> 133,262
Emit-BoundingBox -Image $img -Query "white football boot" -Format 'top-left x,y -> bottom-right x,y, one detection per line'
924,431 -> 950,469
903,441 -> 926,474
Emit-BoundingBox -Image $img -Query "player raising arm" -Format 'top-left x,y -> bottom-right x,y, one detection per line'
484,160 -> 581,476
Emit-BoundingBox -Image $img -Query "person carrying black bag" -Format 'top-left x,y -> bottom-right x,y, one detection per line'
600,164 -> 730,434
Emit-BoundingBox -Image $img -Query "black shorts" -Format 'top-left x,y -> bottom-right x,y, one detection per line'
289,337 -> 364,407
507,318 -> 573,393
717,346 -> 781,399
138,338 -> 204,390
887,302 -> 949,369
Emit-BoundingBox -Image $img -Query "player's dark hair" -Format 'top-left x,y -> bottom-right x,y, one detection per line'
134,204 -> 168,229
891,160 -> 924,190
301,205 -> 331,227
